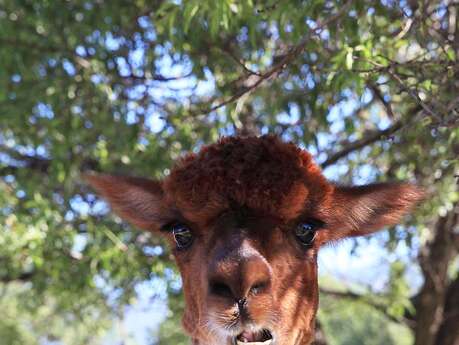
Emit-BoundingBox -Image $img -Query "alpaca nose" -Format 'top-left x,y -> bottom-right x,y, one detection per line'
208,250 -> 272,301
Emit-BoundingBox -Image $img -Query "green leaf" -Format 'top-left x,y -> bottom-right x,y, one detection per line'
183,2 -> 200,33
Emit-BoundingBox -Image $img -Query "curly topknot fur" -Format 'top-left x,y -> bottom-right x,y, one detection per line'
164,135 -> 332,223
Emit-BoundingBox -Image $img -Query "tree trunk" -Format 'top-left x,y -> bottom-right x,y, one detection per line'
434,275 -> 459,345
414,203 -> 459,345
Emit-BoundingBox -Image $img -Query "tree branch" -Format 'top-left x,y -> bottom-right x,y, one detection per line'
0,145 -> 51,175
0,145 -> 101,176
360,58 -> 445,124
368,82 -> 395,119
219,45 -> 263,77
319,287 -> 417,329
0,271 -> 35,283
320,119 -> 404,168
196,0 -> 352,115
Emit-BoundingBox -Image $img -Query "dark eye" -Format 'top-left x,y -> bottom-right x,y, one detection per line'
294,222 -> 319,246
172,224 -> 194,249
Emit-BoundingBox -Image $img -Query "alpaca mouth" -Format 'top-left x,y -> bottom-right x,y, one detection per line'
235,329 -> 273,344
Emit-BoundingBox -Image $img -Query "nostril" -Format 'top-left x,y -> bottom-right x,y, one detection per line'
250,280 -> 270,295
209,280 -> 234,299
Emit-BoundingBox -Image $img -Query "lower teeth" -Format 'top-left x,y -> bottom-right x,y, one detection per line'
235,330 -> 272,344
236,340 -> 272,345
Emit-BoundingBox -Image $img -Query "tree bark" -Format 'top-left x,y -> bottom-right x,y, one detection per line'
414,202 -> 459,345
434,274 -> 459,345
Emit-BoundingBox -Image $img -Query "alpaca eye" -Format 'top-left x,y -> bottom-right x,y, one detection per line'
172,224 -> 194,249
295,222 -> 318,246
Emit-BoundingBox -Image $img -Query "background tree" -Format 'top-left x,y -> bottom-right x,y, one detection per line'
0,1 -> 457,344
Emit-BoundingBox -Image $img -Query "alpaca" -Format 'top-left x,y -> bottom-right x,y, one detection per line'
86,135 -> 423,345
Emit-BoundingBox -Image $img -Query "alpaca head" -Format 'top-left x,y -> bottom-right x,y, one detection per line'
86,135 -> 423,345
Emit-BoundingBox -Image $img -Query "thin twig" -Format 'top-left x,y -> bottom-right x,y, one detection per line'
368,82 -> 395,119
220,46 -> 263,76
196,0 -> 353,115
364,59 -> 441,122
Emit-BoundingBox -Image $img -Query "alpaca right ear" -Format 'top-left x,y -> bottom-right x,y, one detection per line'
325,182 -> 424,241
84,173 -> 172,231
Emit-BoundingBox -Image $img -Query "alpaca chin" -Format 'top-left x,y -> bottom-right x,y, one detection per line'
207,314 -> 275,345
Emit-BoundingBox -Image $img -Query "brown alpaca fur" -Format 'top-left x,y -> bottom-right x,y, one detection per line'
86,135 -> 423,345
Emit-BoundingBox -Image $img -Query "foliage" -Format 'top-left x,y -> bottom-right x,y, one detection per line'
0,0 -> 458,344
0,283 -> 112,345
155,291 -> 190,345
318,295 -> 414,345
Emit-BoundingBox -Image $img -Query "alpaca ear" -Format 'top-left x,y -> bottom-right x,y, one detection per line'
84,173 -> 172,231
327,182 -> 424,239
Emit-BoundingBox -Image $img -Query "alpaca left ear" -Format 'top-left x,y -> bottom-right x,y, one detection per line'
326,182 -> 424,240
84,173 -> 174,231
